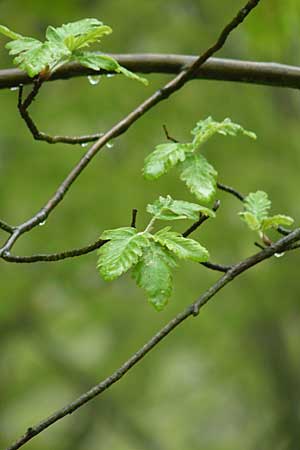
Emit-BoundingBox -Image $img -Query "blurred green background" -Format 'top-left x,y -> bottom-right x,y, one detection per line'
0,1 -> 300,449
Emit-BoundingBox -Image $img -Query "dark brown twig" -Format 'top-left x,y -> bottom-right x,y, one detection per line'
17,83 -> 104,145
130,209 -> 138,228
217,182 -> 245,201
182,200 -> 220,238
1,238 -> 106,263
201,261 -> 232,272
162,124 -> 179,143
6,227 -> 300,450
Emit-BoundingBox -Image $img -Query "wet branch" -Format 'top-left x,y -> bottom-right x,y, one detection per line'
2,56 -> 300,90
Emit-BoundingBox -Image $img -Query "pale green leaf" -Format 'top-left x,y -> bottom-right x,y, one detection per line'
6,36 -> 69,76
74,52 -> 148,84
154,228 -> 209,262
179,153 -> 218,204
0,24 -> 22,40
261,214 -> 294,231
73,52 -> 120,71
143,142 -> 193,180
117,65 -> 148,85
47,19 -> 105,41
97,227 -> 150,280
12,42 -> 56,77
243,191 -> 271,222
191,116 -> 257,148
6,37 -> 43,55
238,211 -> 261,231
147,195 -> 215,221
132,241 -> 177,311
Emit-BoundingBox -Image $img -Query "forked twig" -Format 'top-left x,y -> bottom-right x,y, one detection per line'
17,81 -> 104,145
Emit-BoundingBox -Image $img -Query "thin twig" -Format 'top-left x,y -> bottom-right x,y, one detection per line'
0,219 -> 15,234
17,83 -> 104,145
6,227 -> 300,450
182,200 -> 220,237
130,209 -> 138,228
254,241 -> 265,250
1,238 -> 106,263
162,124 -> 179,143
201,261 -> 232,272
3,55 -> 300,90
217,182 -> 244,201
0,0 -> 261,257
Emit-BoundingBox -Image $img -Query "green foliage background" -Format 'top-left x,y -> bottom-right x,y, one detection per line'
0,1 -> 299,449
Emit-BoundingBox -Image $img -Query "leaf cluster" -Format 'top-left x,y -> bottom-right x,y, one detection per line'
143,117 -> 256,204
97,196 -> 213,311
239,190 -> 294,236
0,19 -> 148,84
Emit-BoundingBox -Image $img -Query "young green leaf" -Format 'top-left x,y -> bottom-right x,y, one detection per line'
179,153 -> 218,204
0,19 -> 149,84
154,227 -> 209,262
46,19 -> 112,50
238,211 -> 261,231
240,191 -> 271,221
132,241 -> 177,311
143,143 -> 194,180
147,195 -> 215,221
191,116 -> 257,148
261,214 -> 294,232
97,227 -> 150,281
239,191 -> 294,233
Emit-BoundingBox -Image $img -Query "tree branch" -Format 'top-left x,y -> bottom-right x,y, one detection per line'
6,227 -> 300,450
2,55 -> 300,90
1,237 -> 106,263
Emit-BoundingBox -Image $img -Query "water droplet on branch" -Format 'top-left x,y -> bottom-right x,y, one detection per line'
87,75 -> 101,85
275,252 -> 285,258
39,221 -> 46,227
107,73 -> 116,78
10,86 -> 18,91
106,141 -> 114,149
80,142 -> 88,147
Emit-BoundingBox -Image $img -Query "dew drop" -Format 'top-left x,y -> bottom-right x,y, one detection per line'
106,141 -> 114,149
80,142 -> 88,147
107,73 -> 116,78
88,75 -> 101,85
39,221 -> 46,227
10,86 -> 18,91
275,252 -> 285,258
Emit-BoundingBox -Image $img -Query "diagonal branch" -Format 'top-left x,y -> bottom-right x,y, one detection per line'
0,0 -> 261,258
2,56 -> 300,90
5,228 -> 300,450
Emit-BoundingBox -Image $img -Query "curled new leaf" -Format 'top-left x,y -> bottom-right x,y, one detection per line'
261,214 -> 294,232
239,191 -> 294,234
147,195 -> 215,221
97,227 -> 150,280
191,116 -> 257,147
